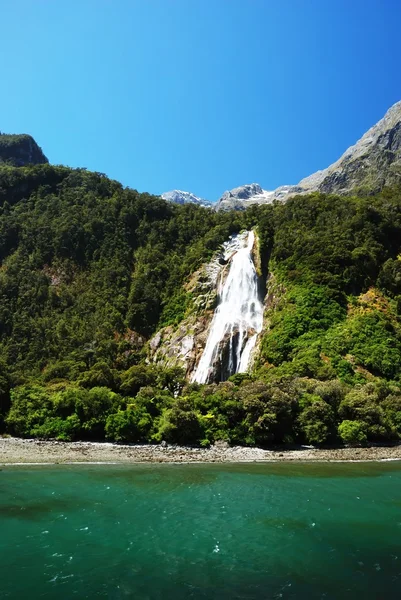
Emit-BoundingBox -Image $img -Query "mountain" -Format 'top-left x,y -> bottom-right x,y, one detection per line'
2,105 -> 401,449
170,100 -> 401,211
216,183 -> 274,211
297,99 -> 401,196
0,133 -> 48,166
161,189 -> 212,208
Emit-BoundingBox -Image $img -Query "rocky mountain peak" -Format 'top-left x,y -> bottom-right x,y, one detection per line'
297,99 -> 401,194
216,184 -> 275,211
219,183 -> 264,201
169,100 -> 401,212
161,189 -> 212,208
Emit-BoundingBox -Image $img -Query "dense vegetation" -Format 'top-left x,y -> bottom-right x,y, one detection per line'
1,158 -> 401,447
0,133 -> 48,166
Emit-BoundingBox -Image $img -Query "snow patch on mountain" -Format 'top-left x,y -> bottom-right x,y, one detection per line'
162,100 -> 401,211
161,190 -> 212,208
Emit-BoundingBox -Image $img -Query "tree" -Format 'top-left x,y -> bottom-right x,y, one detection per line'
105,407 -> 152,443
338,420 -> 367,446
298,399 -> 335,446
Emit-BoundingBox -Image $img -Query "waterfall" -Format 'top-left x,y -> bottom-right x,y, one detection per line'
192,230 -> 264,384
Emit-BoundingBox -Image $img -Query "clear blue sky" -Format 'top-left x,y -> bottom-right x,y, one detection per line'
1,0 -> 400,200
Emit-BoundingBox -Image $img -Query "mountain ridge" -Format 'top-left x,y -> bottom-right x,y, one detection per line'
161,189 -> 212,207
161,100 -> 401,211
2,110 -> 401,448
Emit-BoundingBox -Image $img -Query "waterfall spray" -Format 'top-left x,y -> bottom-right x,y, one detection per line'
192,230 -> 263,384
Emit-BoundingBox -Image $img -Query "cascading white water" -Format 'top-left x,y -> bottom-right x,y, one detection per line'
192,230 -> 264,384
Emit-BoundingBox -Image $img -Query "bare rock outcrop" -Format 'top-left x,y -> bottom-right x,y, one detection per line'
148,233 -> 251,376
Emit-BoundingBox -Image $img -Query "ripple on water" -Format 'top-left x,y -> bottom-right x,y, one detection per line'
1,463 -> 401,599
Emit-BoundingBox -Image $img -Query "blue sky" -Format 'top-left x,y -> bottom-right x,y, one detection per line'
1,0 -> 400,200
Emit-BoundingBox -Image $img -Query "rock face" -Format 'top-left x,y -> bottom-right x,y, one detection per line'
148,233 -> 256,377
148,245 -> 230,375
0,133 -> 48,166
296,99 -> 401,196
161,101 -> 401,212
215,100 -> 401,210
216,184 -> 275,211
161,189 -> 212,208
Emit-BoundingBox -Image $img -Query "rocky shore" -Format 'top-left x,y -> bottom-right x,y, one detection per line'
1,437 -> 401,465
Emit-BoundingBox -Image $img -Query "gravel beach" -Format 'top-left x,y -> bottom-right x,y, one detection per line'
1,437 -> 401,464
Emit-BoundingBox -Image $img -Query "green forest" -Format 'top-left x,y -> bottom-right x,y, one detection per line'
2,157 -> 401,447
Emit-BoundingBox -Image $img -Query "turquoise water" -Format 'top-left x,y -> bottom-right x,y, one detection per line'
1,462 -> 401,599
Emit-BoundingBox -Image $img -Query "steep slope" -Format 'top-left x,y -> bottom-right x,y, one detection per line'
0,133 -> 48,166
298,99 -> 401,195
215,100 -> 401,210
2,121 -> 401,448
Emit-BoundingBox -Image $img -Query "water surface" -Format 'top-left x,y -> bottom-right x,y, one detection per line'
1,461 -> 401,599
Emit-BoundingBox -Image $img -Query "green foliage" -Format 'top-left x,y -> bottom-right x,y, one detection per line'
75,387 -> 123,439
337,383 -> 397,441
0,163 -> 245,377
338,420 -> 367,446
2,160 -> 401,447
298,398 -> 335,445
31,415 -> 81,442
105,407 -> 152,443
6,385 -> 53,437
0,358 -> 11,432
155,398 -> 204,445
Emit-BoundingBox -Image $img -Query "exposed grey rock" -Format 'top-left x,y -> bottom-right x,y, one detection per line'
161,189 -> 212,208
148,233 -> 251,376
213,440 -> 230,449
296,100 -> 401,196
217,101 -> 401,210
161,102 -> 401,213
219,183 -> 264,201
216,184 -> 275,211
149,331 -> 162,352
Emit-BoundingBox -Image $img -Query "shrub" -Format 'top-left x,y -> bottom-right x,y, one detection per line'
338,420 -> 367,446
105,408 -> 152,443
6,385 -> 53,437
155,398 -> 203,445
298,399 -> 335,445
31,414 -> 81,441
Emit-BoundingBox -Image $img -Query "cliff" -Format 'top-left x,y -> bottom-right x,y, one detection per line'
0,133 -> 48,166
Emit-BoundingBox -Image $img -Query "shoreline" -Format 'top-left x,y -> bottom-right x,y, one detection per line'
2,437 -> 401,465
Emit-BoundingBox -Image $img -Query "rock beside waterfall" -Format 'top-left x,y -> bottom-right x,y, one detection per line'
148,308 -> 221,377
148,248 -> 230,375
148,233 -> 254,378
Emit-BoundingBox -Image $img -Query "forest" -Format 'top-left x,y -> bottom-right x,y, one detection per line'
1,159 -> 401,447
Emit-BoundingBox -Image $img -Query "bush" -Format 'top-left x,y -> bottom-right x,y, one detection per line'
298,399 -> 335,445
75,387 -> 123,439
120,365 -> 158,396
31,414 -> 81,441
105,408 -> 152,443
6,385 -> 53,437
338,420 -> 367,446
155,398 -> 203,445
